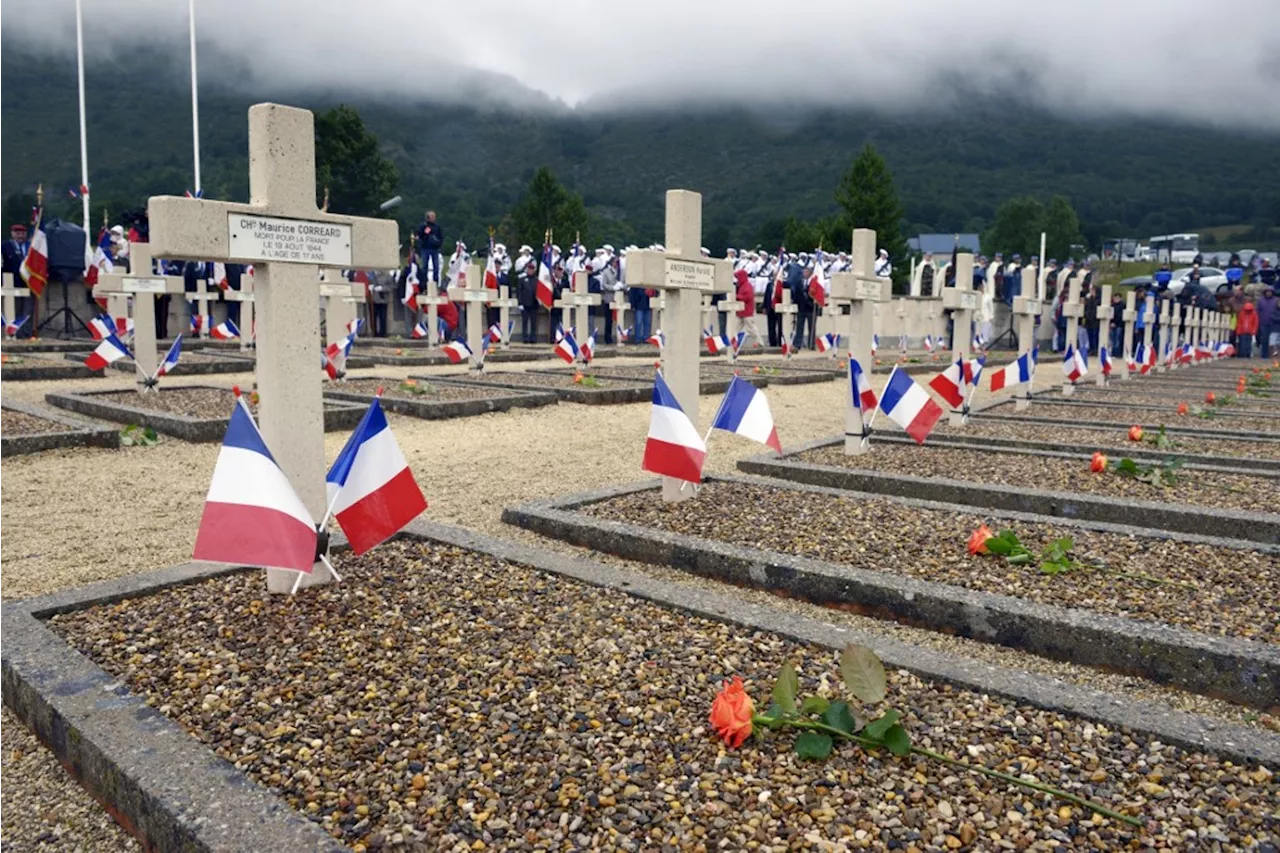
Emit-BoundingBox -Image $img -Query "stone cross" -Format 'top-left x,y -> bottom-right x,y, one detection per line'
92,241 -> 186,388
940,253 -> 977,423
1140,294 -> 1156,370
716,290 -> 745,361
1169,303 -> 1185,369
1156,298 -> 1172,373
2,272 -> 31,329
491,285 -> 517,348
319,270 -> 363,351
222,270 -> 255,352
926,298 -> 943,347
187,270 -> 220,338
147,103 -> 398,593
828,229 -> 892,451
624,189 -> 731,502
416,288 -> 448,347
552,287 -> 575,335
1120,291 -> 1137,381
776,289 -> 798,357
1011,287 -> 1043,410
611,291 -> 631,342
701,294 -> 717,335
1094,284 -> 1113,386
1189,307 -> 1201,360
449,263 -> 493,367
894,298 -> 908,353
564,270 -> 601,344
1059,271 -> 1084,396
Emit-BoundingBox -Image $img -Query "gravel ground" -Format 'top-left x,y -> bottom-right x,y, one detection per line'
584,482 -> 1280,645
936,419 -> 1279,460
86,386 -> 250,419
1073,388 -> 1280,414
338,378 -> 517,402
50,540 -> 1280,851
1,353 -> 82,367
435,371 -> 647,390
1,409 -> 73,435
988,402 -> 1280,435
798,443 -> 1278,512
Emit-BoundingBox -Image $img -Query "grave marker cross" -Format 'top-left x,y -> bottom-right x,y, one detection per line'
1059,271 -> 1084,396
1141,293 -> 1156,368
940,253 -> 978,423
776,289 -> 798,358
491,285 -> 517,348
147,102 -> 398,593
1156,298 -> 1172,372
828,229 -> 892,450
611,291 -> 631,343
449,263 -> 495,368
91,241 -> 187,388
565,269 -> 601,344
1095,285 -> 1113,386
416,287 -> 448,347
1,272 -> 31,325
319,270 -> 363,350
1120,291 -> 1137,381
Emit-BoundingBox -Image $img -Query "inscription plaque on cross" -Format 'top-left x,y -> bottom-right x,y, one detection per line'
319,270 -> 363,351
92,241 -> 186,388
1155,298 -> 1172,373
828,229 -> 892,451
1120,291 -> 1137,381
449,264 -> 493,368
940,253 -> 978,423
1140,294 -> 1156,369
1,272 -> 31,330
565,270 -> 601,343
1059,271 -> 1084,396
1095,285 -> 1113,386
147,103 -> 398,593
491,285 -> 517,348
625,190 -> 731,502
777,290 -> 798,358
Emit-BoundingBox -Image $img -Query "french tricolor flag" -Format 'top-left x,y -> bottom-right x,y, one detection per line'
928,358 -> 967,409
989,351 -> 1032,392
88,314 -> 114,341
705,328 -> 730,354
115,316 -> 135,339
1100,346 -> 1112,377
580,332 -> 596,363
731,330 -> 747,355
879,367 -> 943,445
211,319 -> 240,340
922,334 -> 935,353
487,323 -> 503,343
193,397 -> 318,572
443,339 -> 472,364
347,317 -> 364,338
212,262 -> 229,291
402,261 -> 420,308
816,332 -> 837,354
710,375 -> 782,454
807,253 -> 827,308
1062,345 -> 1086,383
536,245 -> 555,308
871,334 -> 879,356
190,314 -> 204,335
642,372 -> 706,483
555,331 -> 580,364
850,356 -> 877,414
325,396 -> 428,554
85,334 -> 130,371
3,314 -> 29,337
647,329 -> 665,348
156,335 -> 184,377
411,320 -> 429,339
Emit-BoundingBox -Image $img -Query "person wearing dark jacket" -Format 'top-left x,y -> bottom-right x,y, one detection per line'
414,211 -> 444,284
516,261 -> 539,343
1256,287 -> 1277,359
3,224 -> 32,336
787,260 -> 811,350
1082,281 -> 1100,357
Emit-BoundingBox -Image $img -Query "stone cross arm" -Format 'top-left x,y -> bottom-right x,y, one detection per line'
829,270 -> 891,304
626,250 -> 731,294
1012,296 -> 1042,316
942,287 -> 978,311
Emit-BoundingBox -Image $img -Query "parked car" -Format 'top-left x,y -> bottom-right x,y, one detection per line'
1166,267 -> 1227,295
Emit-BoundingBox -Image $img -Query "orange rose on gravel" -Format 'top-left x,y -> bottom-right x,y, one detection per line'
1176,402 -> 1188,415
967,524 -> 995,556
1205,391 -> 1216,404
710,676 -> 754,748
1090,452 -> 1108,473
1127,425 -> 1143,442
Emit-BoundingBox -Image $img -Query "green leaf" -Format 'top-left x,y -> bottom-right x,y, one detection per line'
1007,553 -> 1033,565
863,709 -> 902,741
882,724 -> 912,756
794,731 -> 833,760
758,701 -> 786,729
799,696 -> 830,716
821,701 -> 860,735
984,536 -> 1014,556
839,644 -> 886,704
772,661 -> 799,715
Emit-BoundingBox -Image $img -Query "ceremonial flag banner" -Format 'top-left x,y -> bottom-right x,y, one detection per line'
156,335 -> 184,377
879,367 -> 944,445
807,252 -> 827,308
989,351 -> 1032,392
555,331 -> 580,364
19,227 -> 48,297
325,397 -> 428,554
443,339 -> 472,364
928,359 -> 967,409
211,319 -> 240,341
710,375 -> 782,454
536,245 -> 555,308
85,334 -> 130,370
411,320 -> 428,339
1062,345 -> 1086,382
193,398 -> 318,572
816,332 -> 837,353
642,372 -> 707,483
850,356 -> 878,413
4,314 -> 29,337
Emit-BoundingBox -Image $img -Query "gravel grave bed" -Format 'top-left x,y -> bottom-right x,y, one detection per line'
934,419 -> 1278,460
48,540 -> 1280,851
797,443 -> 1277,512
1,408 -> 74,435
583,483 -> 1280,646
985,402 -> 1280,435
338,378 -> 516,402
89,387 -> 252,419
1073,388 -> 1280,413
441,371 -> 646,390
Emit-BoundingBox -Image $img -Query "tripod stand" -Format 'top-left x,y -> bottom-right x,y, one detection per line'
36,279 -> 89,339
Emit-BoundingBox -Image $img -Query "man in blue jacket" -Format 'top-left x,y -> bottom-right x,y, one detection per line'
415,211 -> 443,284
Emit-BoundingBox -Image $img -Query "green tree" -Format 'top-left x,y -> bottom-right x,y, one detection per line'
315,105 -> 398,217
1042,196 -> 1084,260
983,196 -> 1046,258
832,143 -> 910,286
509,167 -> 590,249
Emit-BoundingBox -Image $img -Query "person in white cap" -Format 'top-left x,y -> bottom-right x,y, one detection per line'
109,224 -> 129,260
874,249 -> 892,278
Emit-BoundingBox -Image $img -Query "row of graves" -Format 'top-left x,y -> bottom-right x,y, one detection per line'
3,103 -> 1277,852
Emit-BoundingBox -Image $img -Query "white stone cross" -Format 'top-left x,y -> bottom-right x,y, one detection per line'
940,253 -> 977,423
2,272 -> 31,332
1120,290 -> 1137,381
222,269 -> 255,352
700,294 -> 717,335
147,102 -> 398,593
1011,288 -> 1043,410
92,241 -> 187,387
1094,285 -> 1113,386
449,263 -> 493,368
1156,298 -> 1172,373
828,229 -> 892,450
552,285 -> 575,335
1170,303 -> 1185,369
926,298 -> 943,348
491,285 -> 517,348
416,287 -> 448,347
564,269 -> 601,344
611,291 -> 631,342
894,298 -> 909,353
187,269 -> 220,338
319,269 -> 364,352
1059,270 -> 1085,396
624,189 -> 731,501
1188,307 -> 1201,361
716,291 -> 745,361
776,289 -> 798,357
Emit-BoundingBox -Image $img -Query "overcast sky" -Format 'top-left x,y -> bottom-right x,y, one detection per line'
6,0 -> 1280,128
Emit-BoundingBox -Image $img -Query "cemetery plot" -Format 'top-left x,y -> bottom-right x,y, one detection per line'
103,351 -> 255,377
41,538 -> 1280,849
431,370 -> 652,405
507,479 -> 1279,706
1,352 -> 105,381
545,363 -> 766,395
715,360 -> 840,385
979,400 -> 1280,439
1045,393 -> 1280,421
362,346 -> 558,366
1073,385 -> 1280,413
44,386 -> 365,442
326,377 -> 557,419
1,401 -> 119,456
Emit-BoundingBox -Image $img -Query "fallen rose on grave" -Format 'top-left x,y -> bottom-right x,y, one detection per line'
966,527 -> 1080,576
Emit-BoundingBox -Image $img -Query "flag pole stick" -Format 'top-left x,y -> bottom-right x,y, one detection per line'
74,0 -> 92,263
290,569 -> 305,595
319,553 -> 342,582
188,0 -> 202,195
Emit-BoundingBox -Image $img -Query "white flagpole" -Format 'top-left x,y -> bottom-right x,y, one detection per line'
74,0 -> 91,258
189,0 -> 202,194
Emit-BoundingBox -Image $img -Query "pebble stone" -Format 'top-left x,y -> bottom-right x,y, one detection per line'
1,409 -> 74,436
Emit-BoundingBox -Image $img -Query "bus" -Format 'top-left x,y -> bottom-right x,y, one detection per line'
1102,238 -> 1140,261
1148,234 -> 1200,265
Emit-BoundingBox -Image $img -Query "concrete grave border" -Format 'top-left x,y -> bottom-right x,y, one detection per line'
429,371 -> 653,405
0,339 -> 96,353
329,376 -> 558,419
975,400 -> 1280,441
103,352 -> 257,377
45,385 -> 367,442
1,353 -> 105,381
502,475 -> 1280,708
534,365 -> 767,396
5,519 -> 1280,853
1,400 -> 120,457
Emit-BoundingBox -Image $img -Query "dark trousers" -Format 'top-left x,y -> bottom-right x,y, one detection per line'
521,308 -> 537,343
794,309 -> 814,350
156,295 -> 171,339
1238,334 -> 1253,358
373,303 -> 388,337
1261,328 -> 1272,359
765,304 -> 781,346
602,305 -> 614,344
225,300 -> 241,327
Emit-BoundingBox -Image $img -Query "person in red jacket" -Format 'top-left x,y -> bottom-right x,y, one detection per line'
734,268 -> 764,349
1235,299 -> 1258,358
